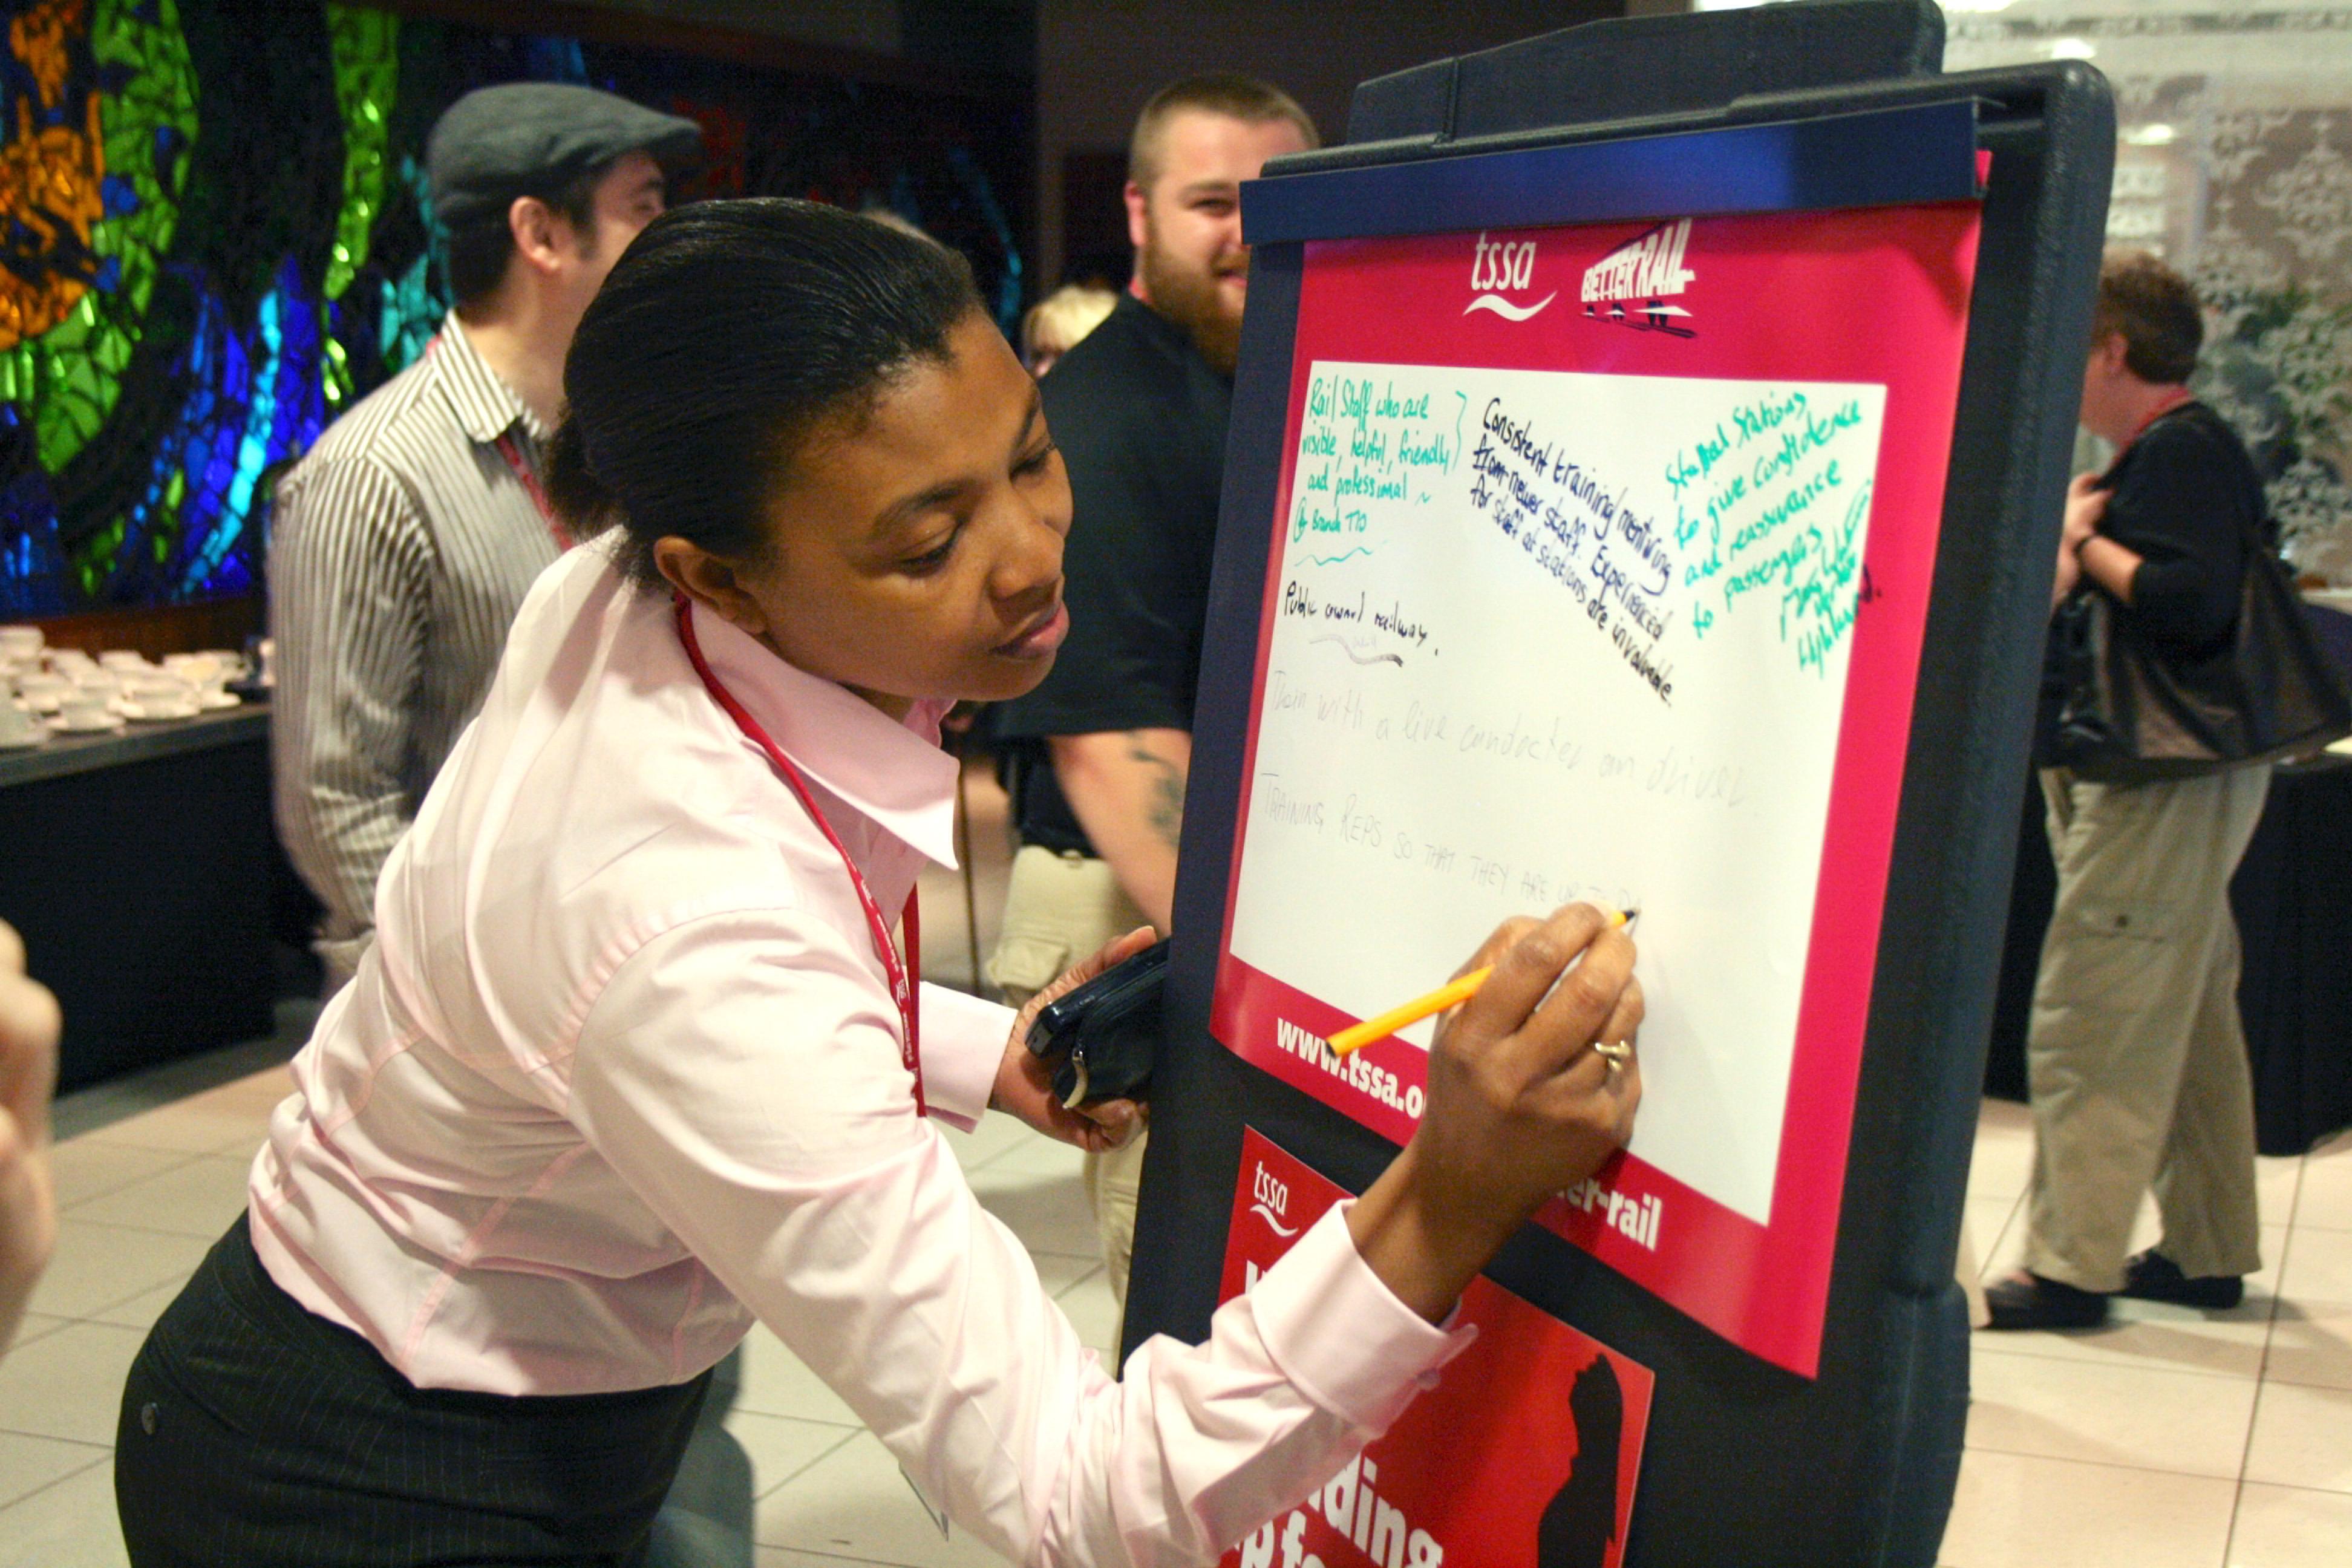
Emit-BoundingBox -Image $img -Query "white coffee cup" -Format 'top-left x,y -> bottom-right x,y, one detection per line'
56,694 -> 114,730
0,626 -> 43,661
0,699 -> 42,746
99,650 -> 151,672
168,654 -> 235,700
16,673 -> 68,710
125,673 -> 196,708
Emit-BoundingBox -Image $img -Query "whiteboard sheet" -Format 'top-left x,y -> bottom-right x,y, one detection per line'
1226,362 -> 1886,1224
1205,204 -> 1984,1374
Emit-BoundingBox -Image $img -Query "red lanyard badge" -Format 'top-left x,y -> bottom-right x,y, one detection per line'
494,431 -> 577,554
420,332 -> 577,554
673,595 -> 926,1116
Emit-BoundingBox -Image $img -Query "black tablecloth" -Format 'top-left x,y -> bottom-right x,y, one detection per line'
1987,755 -> 2352,1156
0,707 -> 281,1091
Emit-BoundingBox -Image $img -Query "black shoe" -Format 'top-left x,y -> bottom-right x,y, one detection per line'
2118,1250 -> 2244,1310
1982,1272 -> 2111,1331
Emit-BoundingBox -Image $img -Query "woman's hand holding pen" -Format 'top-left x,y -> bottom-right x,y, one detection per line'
991,927 -> 1155,1154
1347,903 -> 1642,1323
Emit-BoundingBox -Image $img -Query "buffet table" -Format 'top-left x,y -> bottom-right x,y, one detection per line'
0,704 -> 279,1092
1985,751 -> 2352,1156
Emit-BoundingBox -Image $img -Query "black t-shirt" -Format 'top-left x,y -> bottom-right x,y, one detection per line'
990,295 -> 1233,852
2037,401 -> 2273,757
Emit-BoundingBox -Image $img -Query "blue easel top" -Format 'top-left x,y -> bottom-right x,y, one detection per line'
1241,99 -> 1981,245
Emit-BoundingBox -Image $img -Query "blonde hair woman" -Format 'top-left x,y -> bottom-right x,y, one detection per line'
1021,283 -> 1119,376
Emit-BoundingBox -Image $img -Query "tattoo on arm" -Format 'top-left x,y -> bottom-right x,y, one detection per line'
1128,734 -> 1186,850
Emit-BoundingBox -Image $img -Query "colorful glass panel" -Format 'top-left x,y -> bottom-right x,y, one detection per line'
0,1 -> 1028,612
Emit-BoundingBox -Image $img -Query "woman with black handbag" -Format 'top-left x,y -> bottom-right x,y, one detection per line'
1987,253 -> 2348,1331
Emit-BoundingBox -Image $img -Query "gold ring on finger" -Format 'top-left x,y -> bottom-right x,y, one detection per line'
1592,1040 -> 1633,1071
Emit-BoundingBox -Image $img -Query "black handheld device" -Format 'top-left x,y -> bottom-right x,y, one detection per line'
1025,938 -> 1171,1107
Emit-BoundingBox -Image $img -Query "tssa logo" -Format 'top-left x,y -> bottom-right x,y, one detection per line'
1249,1162 -> 1298,1237
1582,216 -> 1697,336
1465,230 -> 1557,321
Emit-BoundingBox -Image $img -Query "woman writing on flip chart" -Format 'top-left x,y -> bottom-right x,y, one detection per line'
113,200 -> 1644,1567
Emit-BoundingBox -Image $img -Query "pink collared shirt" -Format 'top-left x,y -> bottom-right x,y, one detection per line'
248,537 -> 1466,1566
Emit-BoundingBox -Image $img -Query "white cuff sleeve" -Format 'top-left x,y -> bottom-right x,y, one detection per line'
917,981 -> 1016,1132
1248,1201 -> 1477,1434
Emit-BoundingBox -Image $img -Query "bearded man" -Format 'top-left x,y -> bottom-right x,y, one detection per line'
987,75 -> 1316,1324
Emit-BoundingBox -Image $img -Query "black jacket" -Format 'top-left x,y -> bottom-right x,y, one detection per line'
2037,402 -> 2273,762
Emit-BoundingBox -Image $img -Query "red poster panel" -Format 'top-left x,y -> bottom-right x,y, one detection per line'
1211,203 -> 1982,1374
1221,1129 -> 1655,1568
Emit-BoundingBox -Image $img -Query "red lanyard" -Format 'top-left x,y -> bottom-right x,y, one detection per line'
673,595 -> 926,1116
494,432 -> 577,554
2122,389 -> 2195,456
420,331 -> 577,554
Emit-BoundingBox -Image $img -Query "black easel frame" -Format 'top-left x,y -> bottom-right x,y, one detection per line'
1123,3 -> 2113,1563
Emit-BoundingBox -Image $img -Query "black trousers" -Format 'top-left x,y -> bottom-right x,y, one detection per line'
116,1215 -> 712,1567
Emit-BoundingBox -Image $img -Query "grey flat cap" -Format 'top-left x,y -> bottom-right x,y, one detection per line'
428,82 -> 703,232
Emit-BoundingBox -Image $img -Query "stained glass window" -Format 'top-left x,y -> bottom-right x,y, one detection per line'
0,1 -> 1029,615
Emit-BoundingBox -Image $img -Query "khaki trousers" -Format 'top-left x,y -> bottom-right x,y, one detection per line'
988,845 -> 1152,1313
2025,763 -> 2272,1292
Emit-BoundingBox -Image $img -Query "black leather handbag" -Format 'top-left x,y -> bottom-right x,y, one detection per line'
2050,485 -> 2351,784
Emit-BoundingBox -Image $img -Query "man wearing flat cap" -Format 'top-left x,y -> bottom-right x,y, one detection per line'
270,87 -> 746,1568
271,84 -> 699,993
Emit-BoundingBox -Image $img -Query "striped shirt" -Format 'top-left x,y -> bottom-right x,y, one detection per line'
269,315 -> 561,988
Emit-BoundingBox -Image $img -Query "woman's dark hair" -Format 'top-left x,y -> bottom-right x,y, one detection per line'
545,198 -> 984,587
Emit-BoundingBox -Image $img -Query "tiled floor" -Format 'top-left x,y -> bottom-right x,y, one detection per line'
3,763 -> 2345,1565
1941,1099 -> 2352,1567
0,1060 -> 1116,1568
12,1087 -> 2347,1568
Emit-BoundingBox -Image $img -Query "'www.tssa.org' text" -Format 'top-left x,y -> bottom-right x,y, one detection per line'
1275,1019 -> 1425,1119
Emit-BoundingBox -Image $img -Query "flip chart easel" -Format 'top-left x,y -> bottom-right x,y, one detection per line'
1122,2 -> 2114,1563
